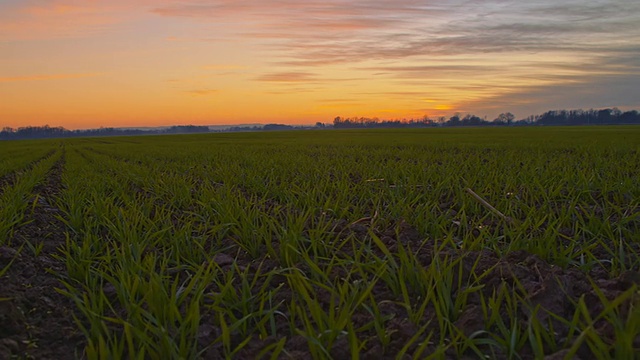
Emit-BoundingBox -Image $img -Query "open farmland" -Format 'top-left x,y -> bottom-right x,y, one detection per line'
1,127 -> 639,359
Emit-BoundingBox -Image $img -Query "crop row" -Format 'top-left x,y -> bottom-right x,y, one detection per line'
0,147 -> 63,245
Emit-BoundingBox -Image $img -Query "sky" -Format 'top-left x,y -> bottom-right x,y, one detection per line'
1,0 -> 639,129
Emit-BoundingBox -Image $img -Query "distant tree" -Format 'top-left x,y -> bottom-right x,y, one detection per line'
263,124 -> 293,131
446,114 -> 461,126
420,115 -> 433,125
461,114 -> 485,126
496,112 -> 515,125
620,110 -> 640,124
164,125 -> 209,134
365,117 -> 379,127
596,109 -> 614,124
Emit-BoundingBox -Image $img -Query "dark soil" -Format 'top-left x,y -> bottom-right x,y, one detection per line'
0,155 -> 85,359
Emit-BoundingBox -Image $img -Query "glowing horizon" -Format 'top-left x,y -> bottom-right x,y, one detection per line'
1,0 -> 639,130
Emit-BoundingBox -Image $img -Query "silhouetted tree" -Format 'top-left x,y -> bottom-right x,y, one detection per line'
446,114 -> 461,126
496,112 -> 515,125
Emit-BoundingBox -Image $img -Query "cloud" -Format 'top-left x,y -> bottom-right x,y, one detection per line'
0,1 -> 144,41
151,1 -> 444,20
360,64 -> 497,77
468,73 -> 640,117
151,0 -> 640,121
201,64 -> 247,71
255,72 -> 318,82
0,72 -> 100,82
152,1 -> 640,64
317,98 -> 362,103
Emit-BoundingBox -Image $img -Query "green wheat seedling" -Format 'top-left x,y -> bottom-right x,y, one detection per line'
1,128 -> 635,359
0,149 -> 62,245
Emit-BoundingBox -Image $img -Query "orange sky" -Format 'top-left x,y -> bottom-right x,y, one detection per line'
1,0 -> 639,129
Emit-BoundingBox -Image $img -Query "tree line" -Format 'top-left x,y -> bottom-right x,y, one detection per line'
332,108 -> 640,128
0,125 -> 210,140
2,108 -> 639,140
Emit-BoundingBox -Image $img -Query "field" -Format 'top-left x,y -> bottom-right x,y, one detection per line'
1,127 -> 639,359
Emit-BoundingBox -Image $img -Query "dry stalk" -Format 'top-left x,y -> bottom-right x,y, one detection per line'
465,187 -> 517,225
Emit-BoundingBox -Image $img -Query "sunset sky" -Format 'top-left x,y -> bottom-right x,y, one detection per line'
1,0 -> 639,129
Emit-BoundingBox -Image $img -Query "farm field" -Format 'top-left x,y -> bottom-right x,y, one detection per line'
1,127 -> 639,359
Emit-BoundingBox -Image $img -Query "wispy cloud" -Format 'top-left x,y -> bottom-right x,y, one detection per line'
0,1 -> 141,41
151,0 -> 640,118
255,72 -> 318,82
201,64 -> 247,71
463,72 -> 640,117
0,72 -> 100,82
153,1 -> 640,61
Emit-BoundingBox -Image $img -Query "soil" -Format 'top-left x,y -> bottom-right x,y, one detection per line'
0,156 -> 85,359
1,154 -> 639,359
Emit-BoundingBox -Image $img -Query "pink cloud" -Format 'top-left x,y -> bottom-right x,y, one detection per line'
0,1 -> 147,41
0,72 -> 100,82
255,72 -> 317,82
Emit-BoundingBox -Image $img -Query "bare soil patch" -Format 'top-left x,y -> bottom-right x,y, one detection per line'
0,156 -> 85,359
